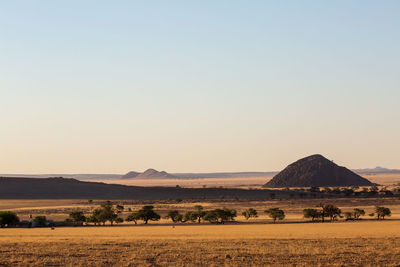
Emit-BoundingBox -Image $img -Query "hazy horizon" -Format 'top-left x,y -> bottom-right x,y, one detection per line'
1,1 -> 399,173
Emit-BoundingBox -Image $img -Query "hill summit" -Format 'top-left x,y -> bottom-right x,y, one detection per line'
263,154 -> 374,188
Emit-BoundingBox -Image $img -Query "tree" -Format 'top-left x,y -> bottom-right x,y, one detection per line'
322,204 -> 341,222
166,210 -> 183,223
98,201 -> 119,226
303,208 -> 320,221
87,201 -> 121,226
126,212 -> 140,224
204,208 -> 237,224
133,206 -> 160,224
88,209 -> 103,225
68,211 -> 86,222
33,216 -> 47,227
264,208 -> 285,223
194,205 -> 205,224
353,208 -> 365,220
375,206 -> 391,220
242,208 -> 258,220
183,211 -> 198,223
0,211 -> 20,227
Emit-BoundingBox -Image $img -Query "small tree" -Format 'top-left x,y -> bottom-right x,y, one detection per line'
204,208 -> 237,224
303,208 -> 320,221
33,216 -> 47,227
242,208 -> 258,220
353,208 -> 365,220
183,211 -> 198,223
98,201 -> 119,226
166,210 -> 183,223
322,204 -> 341,222
68,211 -> 86,222
126,212 -> 140,224
375,206 -> 391,220
134,206 -> 161,224
0,211 -> 20,227
194,205 -> 205,224
264,208 -> 285,223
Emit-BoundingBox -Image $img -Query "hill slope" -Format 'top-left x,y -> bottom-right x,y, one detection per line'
264,154 -> 374,188
0,177 -> 276,200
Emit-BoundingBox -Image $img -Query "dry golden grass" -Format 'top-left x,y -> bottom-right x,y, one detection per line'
1,222 -> 400,266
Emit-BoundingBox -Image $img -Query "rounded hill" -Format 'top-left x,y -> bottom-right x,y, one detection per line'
264,154 -> 374,188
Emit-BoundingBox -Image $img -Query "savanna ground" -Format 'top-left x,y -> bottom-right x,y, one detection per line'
1,222 -> 400,266
1,197 -> 400,266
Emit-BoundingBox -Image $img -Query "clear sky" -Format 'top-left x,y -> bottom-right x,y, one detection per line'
1,1 -> 399,173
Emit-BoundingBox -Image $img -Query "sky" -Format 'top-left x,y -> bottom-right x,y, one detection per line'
1,1 -> 399,173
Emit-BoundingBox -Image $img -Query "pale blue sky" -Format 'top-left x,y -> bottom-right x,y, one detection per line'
1,1 -> 399,173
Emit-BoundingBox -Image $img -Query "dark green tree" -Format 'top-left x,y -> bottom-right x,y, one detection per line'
353,208 -> 365,220
166,210 -> 183,223
204,208 -> 237,224
322,204 -> 341,222
303,208 -> 320,221
67,211 -> 86,222
264,208 -> 285,223
183,211 -> 198,223
242,208 -> 258,220
126,211 -> 141,224
133,206 -> 161,224
375,206 -> 391,220
194,205 -> 205,224
33,216 -> 47,227
0,211 -> 20,227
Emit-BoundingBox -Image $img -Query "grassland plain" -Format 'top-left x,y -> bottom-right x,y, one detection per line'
1,198 -> 400,266
2,198 -> 400,222
1,221 -> 400,266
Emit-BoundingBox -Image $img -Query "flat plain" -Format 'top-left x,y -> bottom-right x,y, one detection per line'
1,197 -> 400,266
1,221 -> 400,266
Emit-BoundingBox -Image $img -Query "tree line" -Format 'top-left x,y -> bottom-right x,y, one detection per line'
302,204 -> 391,222
0,202 -> 392,228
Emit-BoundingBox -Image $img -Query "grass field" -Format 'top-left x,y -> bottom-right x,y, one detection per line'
2,197 -> 400,222
1,221 -> 400,266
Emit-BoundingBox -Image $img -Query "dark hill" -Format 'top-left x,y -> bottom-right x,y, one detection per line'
0,177 -> 275,200
263,154 -> 374,188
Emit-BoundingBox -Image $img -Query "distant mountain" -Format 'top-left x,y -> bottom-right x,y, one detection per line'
354,167 -> 400,175
264,154 -> 374,188
121,171 -> 140,179
121,169 -> 177,179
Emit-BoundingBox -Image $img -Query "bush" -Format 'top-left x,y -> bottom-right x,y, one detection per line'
33,216 -> 47,227
0,211 -> 20,227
